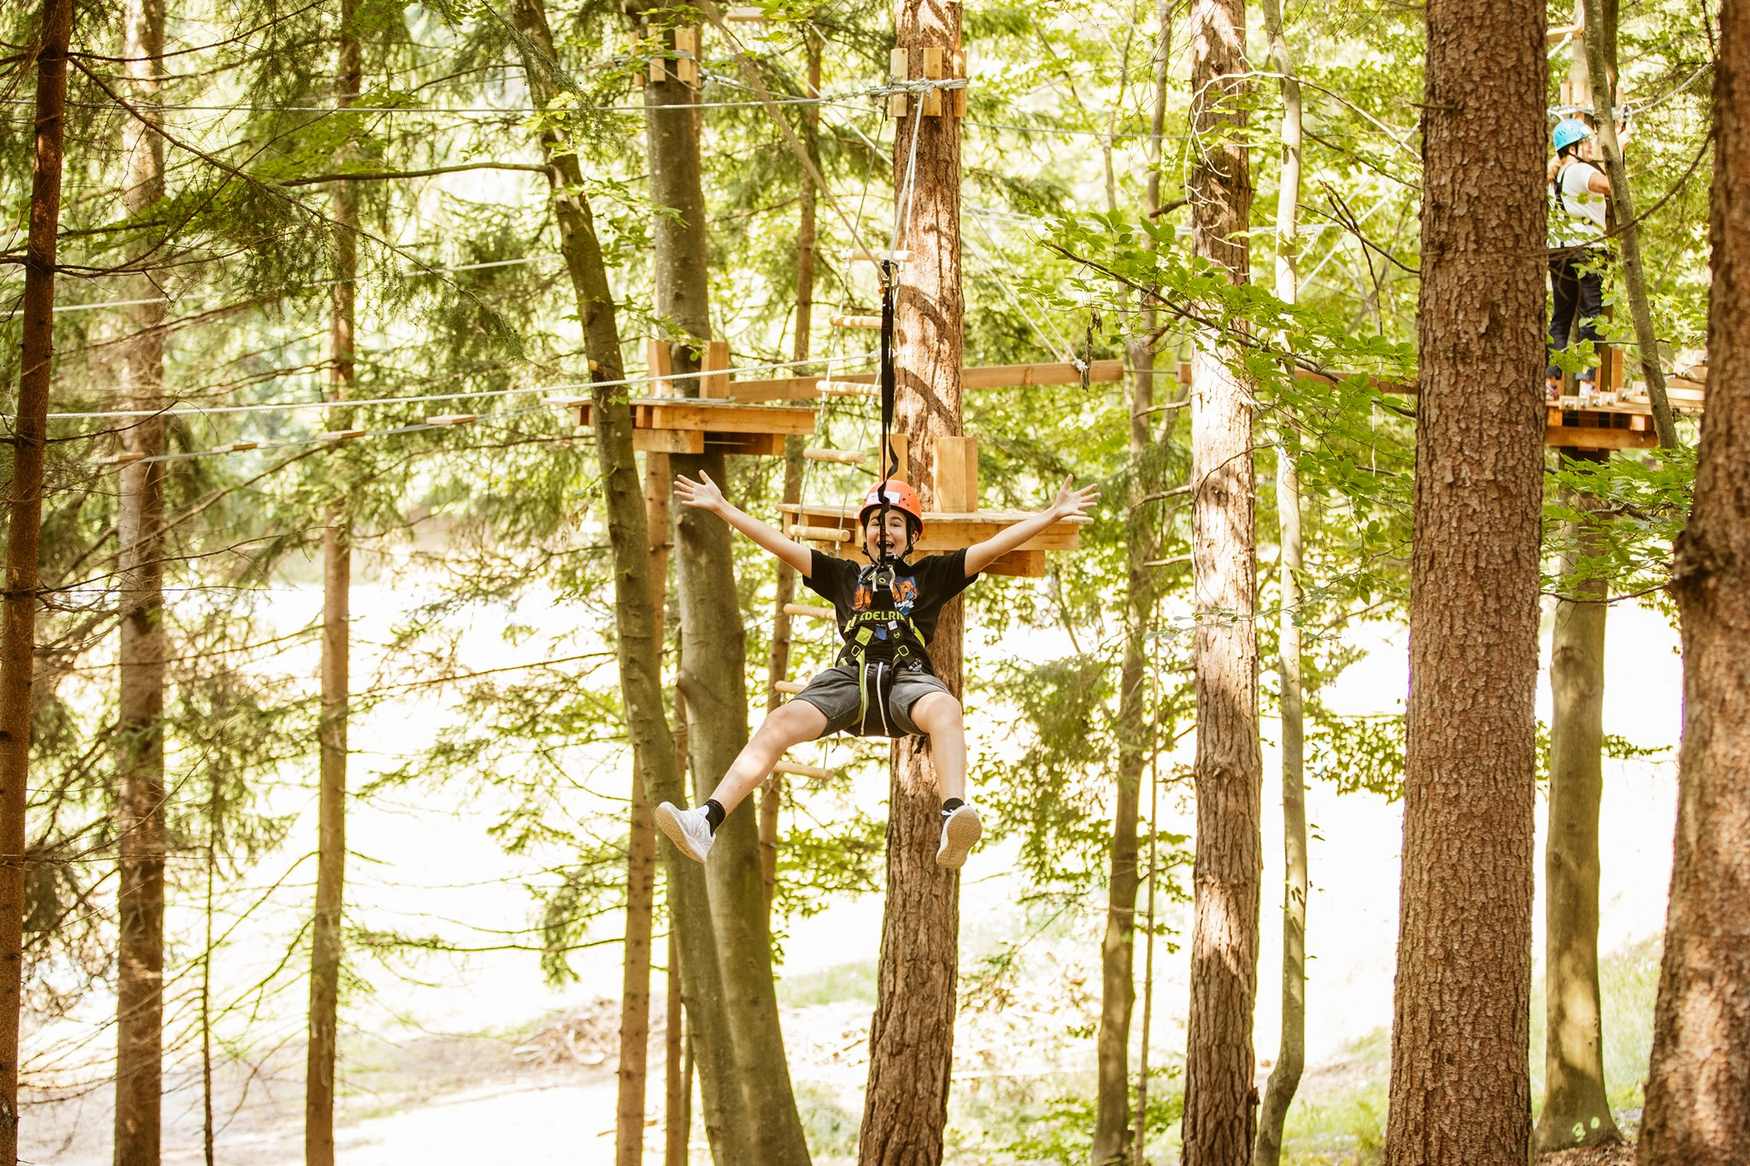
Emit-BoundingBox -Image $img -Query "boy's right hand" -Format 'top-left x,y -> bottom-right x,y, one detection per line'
674,470 -> 726,514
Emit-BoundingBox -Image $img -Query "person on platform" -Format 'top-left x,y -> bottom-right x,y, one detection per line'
1547,117 -> 1614,401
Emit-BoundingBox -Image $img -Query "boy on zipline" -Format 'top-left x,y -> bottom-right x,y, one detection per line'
655,470 -> 1097,869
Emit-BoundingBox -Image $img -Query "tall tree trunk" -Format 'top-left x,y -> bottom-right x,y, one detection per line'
305,11 -> 358,1162
507,4 -> 745,1160
665,918 -> 688,1166
1638,5 -> 1750,1156
1535,455 -> 1621,1152
762,32 -> 824,919
0,0 -> 72,1156
629,10 -> 812,1163
1383,3 -> 1546,1164
616,457 -> 669,1166
1181,3 -> 1261,1163
857,8 -> 965,1165
1253,0 -> 1305,1160
1093,8 -> 1171,1163
1580,0 -> 1678,446
113,0 -> 168,1155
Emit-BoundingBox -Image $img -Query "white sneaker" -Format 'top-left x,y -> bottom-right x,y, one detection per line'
935,804 -> 982,870
655,802 -> 714,864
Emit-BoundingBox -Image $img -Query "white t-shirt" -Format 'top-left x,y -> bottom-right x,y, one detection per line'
1551,159 -> 1607,247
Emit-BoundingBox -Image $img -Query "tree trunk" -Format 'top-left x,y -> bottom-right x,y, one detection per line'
762,33 -> 823,919
628,11 -> 812,1163
665,920 -> 688,1166
1637,6 -> 1750,1156
1181,3 -> 1261,1163
1535,455 -> 1622,1152
508,4 -> 744,1159
1383,3 -> 1546,1164
0,0 -> 71,1156
1253,0 -> 1306,1159
305,11 -> 359,1163
114,0 -> 168,1155
857,9 -> 966,1166
616,456 -> 669,1166
1093,8 -> 1171,1162
1580,0 -> 1678,447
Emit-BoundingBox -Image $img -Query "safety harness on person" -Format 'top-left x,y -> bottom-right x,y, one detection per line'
847,261 -> 925,737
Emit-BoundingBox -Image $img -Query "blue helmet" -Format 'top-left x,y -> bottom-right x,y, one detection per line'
1552,118 -> 1592,153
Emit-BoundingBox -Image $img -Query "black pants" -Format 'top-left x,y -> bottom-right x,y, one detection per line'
1547,249 -> 1605,380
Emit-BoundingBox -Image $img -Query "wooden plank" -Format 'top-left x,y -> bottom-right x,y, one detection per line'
804,447 -> 869,466
706,431 -> 788,457
724,6 -> 766,21
983,549 -> 1046,578
773,680 -> 807,695
673,27 -> 698,86
832,315 -> 883,330
922,47 -> 943,116
638,400 -> 817,435
788,524 -> 853,542
646,338 -> 673,395
952,49 -> 968,118
634,428 -> 704,454
783,602 -> 836,620
701,338 -> 731,398
1544,423 -> 1659,452
889,47 -> 909,118
773,761 -> 833,780
959,359 -> 1125,389
935,435 -> 978,512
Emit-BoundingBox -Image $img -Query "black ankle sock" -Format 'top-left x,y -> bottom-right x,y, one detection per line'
941,797 -> 964,818
703,799 -> 726,834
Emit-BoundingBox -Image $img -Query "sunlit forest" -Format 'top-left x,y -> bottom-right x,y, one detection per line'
2,0 -> 1746,1163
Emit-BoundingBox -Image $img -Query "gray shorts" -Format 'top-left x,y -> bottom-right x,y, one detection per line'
791,662 -> 950,738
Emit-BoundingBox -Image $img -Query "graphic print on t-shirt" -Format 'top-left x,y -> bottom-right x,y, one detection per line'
805,548 -> 978,674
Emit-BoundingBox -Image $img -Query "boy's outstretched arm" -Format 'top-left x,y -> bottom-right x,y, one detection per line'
674,470 -> 813,577
964,477 -> 1099,576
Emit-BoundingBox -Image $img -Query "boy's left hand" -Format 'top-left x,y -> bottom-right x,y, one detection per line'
1048,477 -> 1099,520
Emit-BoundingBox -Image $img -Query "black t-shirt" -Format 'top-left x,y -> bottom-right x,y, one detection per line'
803,548 -> 978,673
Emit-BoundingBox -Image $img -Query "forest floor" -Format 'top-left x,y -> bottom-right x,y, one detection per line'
1541,1144 -> 1639,1166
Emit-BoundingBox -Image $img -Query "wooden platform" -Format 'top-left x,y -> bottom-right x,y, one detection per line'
1546,397 -> 1659,451
779,501 -> 1087,578
562,397 -> 816,456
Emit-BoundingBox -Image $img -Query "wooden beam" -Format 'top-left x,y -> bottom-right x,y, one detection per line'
832,315 -> 883,330
773,680 -> 806,695
646,338 -> 674,395
634,428 -> 705,454
935,435 -> 978,512
783,602 -> 836,620
701,338 -> 731,398
983,549 -> 1046,578
773,761 -> 833,780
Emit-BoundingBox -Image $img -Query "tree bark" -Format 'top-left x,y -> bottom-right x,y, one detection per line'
762,32 -> 824,920
1580,0 -> 1678,447
1092,9 -> 1171,1163
1535,455 -> 1622,1152
1637,4 -> 1750,1156
1253,0 -> 1305,1160
0,0 -> 72,1156
858,7 -> 964,1164
1181,3 -> 1261,1164
628,10 -> 812,1163
114,0 -> 168,1155
305,11 -> 358,1163
508,3 -> 744,1160
665,920 -> 688,1166
616,457 -> 669,1166
1383,4 -> 1546,1164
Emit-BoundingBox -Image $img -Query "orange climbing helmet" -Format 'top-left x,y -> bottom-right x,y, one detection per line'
858,479 -> 925,534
